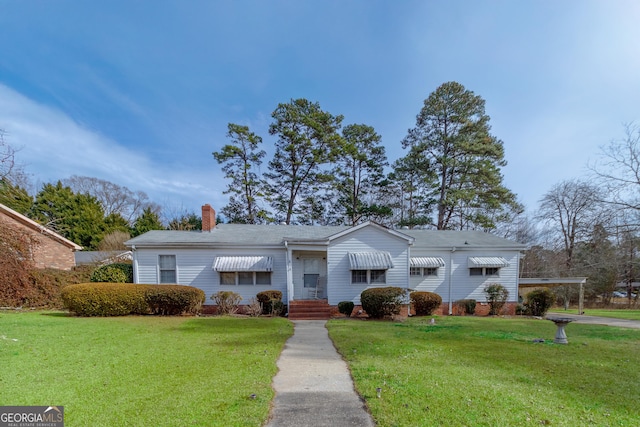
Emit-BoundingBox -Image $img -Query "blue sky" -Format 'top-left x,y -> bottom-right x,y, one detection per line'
1,0 -> 639,219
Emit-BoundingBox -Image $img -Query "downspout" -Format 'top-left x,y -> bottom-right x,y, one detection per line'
284,241 -> 293,304
131,245 -> 139,284
448,247 -> 456,315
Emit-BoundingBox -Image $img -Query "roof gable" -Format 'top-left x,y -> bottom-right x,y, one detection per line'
326,221 -> 414,244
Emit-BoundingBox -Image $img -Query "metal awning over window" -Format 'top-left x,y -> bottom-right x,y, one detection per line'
410,257 -> 445,268
213,256 -> 273,272
467,257 -> 509,268
348,252 -> 394,270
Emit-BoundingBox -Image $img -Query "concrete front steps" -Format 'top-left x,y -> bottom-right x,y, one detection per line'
288,299 -> 332,320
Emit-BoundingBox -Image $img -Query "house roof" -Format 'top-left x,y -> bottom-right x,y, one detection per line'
125,223 -> 352,248
402,229 -> 526,251
0,202 -> 82,250
125,222 -> 524,250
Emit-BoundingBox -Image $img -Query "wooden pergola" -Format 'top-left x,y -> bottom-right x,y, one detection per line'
519,277 -> 588,315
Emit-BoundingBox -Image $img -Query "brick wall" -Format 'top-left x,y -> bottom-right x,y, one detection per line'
0,211 -> 77,270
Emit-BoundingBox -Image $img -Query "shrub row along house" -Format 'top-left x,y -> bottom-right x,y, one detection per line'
125,205 -> 525,318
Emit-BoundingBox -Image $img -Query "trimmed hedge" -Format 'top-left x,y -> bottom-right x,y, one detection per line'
410,291 -> 442,316
146,285 -> 205,315
360,287 -> 406,319
61,283 -> 205,316
90,263 -> 133,283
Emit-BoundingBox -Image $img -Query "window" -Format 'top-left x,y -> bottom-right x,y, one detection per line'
220,272 -> 235,285
159,255 -> 177,283
352,269 -> 387,284
351,270 -> 368,284
256,272 -> 271,285
424,268 -> 438,277
304,273 -> 319,288
410,267 -> 422,276
370,270 -> 386,284
486,267 -> 500,277
220,271 -> 272,286
238,272 -> 253,285
470,267 -> 500,277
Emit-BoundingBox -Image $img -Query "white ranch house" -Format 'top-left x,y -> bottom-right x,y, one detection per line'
125,205 -> 525,318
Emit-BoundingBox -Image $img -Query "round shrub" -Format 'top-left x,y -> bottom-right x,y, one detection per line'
90,263 -> 133,283
410,291 -> 442,316
360,287 -> 406,319
338,301 -> 355,317
61,283 -> 205,316
524,288 -> 554,316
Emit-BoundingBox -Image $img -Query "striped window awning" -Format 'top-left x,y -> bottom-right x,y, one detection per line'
410,257 -> 445,268
348,252 -> 394,270
467,257 -> 509,268
213,256 -> 273,272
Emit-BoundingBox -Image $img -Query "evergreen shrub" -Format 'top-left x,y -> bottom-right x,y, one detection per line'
455,299 -> 477,315
145,285 -> 205,315
410,291 -> 442,316
90,263 -> 133,283
484,283 -> 509,315
61,283 -> 205,316
360,287 -> 406,319
256,290 -> 283,315
524,289 -> 555,316
338,301 -> 355,317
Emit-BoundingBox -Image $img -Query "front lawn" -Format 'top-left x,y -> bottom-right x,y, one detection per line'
548,308 -> 640,321
0,311 -> 292,426
328,316 -> 640,427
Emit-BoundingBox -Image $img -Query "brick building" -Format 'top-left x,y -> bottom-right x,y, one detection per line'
0,202 -> 82,270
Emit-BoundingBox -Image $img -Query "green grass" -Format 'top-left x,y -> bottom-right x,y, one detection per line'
328,316 -> 640,427
548,308 -> 640,321
0,311 -> 293,426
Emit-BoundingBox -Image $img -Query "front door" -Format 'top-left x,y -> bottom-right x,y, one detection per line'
295,256 -> 326,299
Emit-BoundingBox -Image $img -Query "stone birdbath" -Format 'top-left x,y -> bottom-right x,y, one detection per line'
547,317 -> 574,344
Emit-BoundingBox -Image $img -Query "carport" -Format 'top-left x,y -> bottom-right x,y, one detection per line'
519,277 -> 588,314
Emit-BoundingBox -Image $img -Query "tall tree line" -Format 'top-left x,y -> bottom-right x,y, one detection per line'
213,82 -> 520,230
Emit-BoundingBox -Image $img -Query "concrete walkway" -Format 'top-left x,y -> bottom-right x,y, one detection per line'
265,320 -> 375,427
546,312 -> 640,329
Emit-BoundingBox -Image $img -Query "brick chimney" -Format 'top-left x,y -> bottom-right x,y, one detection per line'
202,204 -> 216,232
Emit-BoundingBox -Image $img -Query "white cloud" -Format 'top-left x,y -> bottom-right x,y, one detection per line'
0,84 -> 225,213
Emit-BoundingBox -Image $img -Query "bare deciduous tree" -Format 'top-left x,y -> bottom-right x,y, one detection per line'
537,179 -> 609,273
590,123 -> 640,213
63,175 -> 159,224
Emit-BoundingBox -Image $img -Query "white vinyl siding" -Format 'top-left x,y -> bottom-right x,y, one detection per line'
327,226 -> 410,305
133,248 -> 286,303
410,251 -> 520,303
